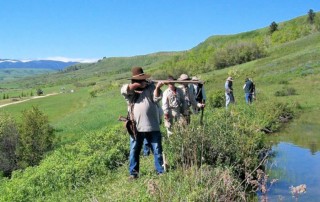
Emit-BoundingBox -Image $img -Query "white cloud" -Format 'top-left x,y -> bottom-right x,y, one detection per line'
0,59 -> 19,63
44,56 -> 99,63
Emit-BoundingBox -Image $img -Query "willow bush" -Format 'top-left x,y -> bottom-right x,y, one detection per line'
0,125 -> 128,202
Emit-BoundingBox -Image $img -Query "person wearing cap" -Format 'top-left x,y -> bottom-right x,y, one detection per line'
121,67 -> 165,178
243,78 -> 254,104
162,75 -> 186,135
225,76 -> 235,108
191,76 -> 206,114
177,73 -> 205,124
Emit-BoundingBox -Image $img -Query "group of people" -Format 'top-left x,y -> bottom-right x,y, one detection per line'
120,67 -> 205,179
224,76 -> 256,108
162,74 -> 205,135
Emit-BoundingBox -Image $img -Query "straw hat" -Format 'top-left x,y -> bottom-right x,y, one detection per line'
226,76 -> 233,81
192,76 -> 200,81
177,74 -> 190,81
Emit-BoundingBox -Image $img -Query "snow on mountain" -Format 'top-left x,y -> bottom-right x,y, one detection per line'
0,59 -> 79,70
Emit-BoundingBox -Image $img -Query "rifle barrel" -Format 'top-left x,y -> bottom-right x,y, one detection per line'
151,80 -> 204,84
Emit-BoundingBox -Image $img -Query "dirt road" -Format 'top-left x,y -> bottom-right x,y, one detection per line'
0,93 -> 60,108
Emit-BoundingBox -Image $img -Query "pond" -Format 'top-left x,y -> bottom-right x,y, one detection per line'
259,111 -> 320,201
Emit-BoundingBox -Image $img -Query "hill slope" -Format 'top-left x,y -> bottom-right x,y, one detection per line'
0,12 -> 320,202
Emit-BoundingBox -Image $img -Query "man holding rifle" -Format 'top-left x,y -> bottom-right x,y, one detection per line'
120,67 -> 164,179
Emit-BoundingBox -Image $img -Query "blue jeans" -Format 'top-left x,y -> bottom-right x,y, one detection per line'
245,93 -> 253,104
225,92 -> 235,107
143,138 -> 151,156
129,131 -> 164,176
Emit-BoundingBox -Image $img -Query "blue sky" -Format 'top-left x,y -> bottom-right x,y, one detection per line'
0,0 -> 319,62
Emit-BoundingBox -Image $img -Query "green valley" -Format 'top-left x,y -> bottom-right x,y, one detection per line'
0,12 -> 319,201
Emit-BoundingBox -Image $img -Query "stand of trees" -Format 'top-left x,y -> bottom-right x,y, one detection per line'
0,106 -> 55,177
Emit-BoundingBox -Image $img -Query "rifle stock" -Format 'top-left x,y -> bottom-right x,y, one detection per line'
118,116 -> 128,122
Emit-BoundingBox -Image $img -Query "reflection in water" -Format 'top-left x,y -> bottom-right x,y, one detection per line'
262,142 -> 320,202
261,110 -> 320,201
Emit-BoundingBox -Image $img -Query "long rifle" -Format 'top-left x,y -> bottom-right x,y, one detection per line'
151,80 -> 205,84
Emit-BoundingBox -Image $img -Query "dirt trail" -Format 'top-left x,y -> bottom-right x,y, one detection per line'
0,93 -> 60,108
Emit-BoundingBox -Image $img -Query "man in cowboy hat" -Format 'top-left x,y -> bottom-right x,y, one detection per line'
121,67 -> 165,178
177,74 -> 205,124
225,76 -> 235,108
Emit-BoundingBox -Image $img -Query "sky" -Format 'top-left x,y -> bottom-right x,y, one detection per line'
0,0 -> 319,62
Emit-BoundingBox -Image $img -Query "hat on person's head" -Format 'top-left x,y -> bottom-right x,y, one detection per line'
167,75 -> 175,81
227,76 -> 233,81
130,67 -> 151,80
192,76 -> 200,81
178,74 -> 190,81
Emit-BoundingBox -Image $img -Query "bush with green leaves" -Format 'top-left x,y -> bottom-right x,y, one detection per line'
269,21 -> 278,34
0,125 -> 128,202
0,113 -> 19,177
207,90 -> 225,108
213,41 -> 266,69
164,100 -> 295,180
17,106 -> 55,169
274,86 -> 297,97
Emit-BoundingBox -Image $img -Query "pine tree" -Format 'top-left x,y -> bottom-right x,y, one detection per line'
269,21 -> 278,34
308,9 -> 316,24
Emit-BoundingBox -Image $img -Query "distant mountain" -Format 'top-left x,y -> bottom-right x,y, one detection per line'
0,59 -> 78,70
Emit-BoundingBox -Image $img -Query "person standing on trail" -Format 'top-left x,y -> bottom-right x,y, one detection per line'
243,78 -> 254,104
177,74 -> 205,124
162,76 -> 186,135
225,76 -> 235,108
191,76 -> 206,114
121,67 -> 165,179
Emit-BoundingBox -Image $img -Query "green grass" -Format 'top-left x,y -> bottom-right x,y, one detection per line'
0,13 -> 320,201
1,86 -> 127,146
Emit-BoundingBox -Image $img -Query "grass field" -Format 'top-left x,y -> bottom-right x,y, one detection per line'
0,14 -> 320,201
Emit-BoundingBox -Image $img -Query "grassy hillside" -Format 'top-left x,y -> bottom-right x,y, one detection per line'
0,12 -> 320,201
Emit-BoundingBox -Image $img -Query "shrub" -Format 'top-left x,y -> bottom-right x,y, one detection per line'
89,90 -> 97,98
17,106 -> 55,169
0,126 -> 128,202
307,9 -> 316,24
0,113 -> 19,177
36,89 -> 44,96
274,86 -> 297,96
279,80 -> 289,85
165,106 -> 266,174
269,21 -> 278,34
214,41 -> 266,69
207,90 -> 225,108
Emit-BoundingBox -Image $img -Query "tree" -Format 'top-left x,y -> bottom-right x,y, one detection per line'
0,113 -> 19,177
36,89 -> 44,96
308,9 -> 316,24
269,21 -> 278,34
17,106 -> 54,168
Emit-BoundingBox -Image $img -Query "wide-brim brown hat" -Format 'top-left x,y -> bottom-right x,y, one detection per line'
130,67 -> 151,80
177,74 -> 190,81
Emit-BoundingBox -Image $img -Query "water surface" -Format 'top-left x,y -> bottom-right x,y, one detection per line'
262,111 -> 320,201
